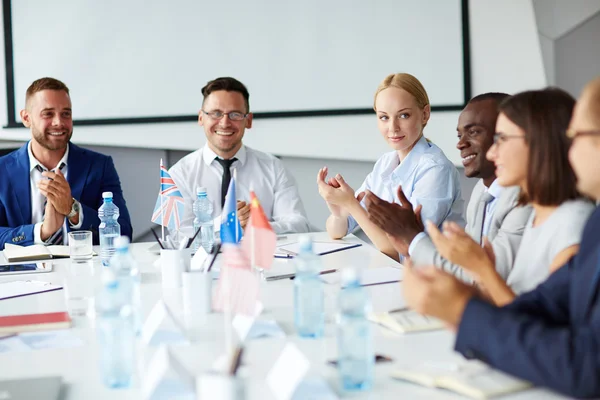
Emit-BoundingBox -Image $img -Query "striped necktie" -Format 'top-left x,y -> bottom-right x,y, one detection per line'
35,162 -> 66,245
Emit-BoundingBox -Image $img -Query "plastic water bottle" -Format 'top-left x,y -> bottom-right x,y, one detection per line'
109,236 -> 141,334
99,191 -> 121,266
293,235 -> 325,338
337,268 -> 374,391
95,267 -> 135,389
193,187 -> 214,253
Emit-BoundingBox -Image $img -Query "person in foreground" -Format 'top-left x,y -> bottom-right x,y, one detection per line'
424,88 -> 594,305
0,77 -> 132,248
317,73 -> 464,260
169,77 -> 310,234
365,92 -> 532,283
402,77 -> 600,398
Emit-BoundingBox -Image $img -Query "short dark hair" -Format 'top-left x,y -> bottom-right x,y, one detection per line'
25,77 -> 69,108
499,88 -> 578,206
468,92 -> 510,106
201,77 -> 250,112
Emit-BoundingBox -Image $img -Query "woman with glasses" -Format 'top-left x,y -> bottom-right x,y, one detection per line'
316,73 -> 464,260
426,88 -> 595,306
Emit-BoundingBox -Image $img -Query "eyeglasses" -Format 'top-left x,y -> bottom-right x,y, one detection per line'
566,129 -> 600,139
202,110 -> 248,121
493,133 -> 525,145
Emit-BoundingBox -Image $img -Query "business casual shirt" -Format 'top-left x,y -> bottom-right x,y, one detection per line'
28,142 -> 83,244
169,145 -> 310,234
348,135 -> 465,234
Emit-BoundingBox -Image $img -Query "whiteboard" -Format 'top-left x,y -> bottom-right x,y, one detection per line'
9,0 -> 466,122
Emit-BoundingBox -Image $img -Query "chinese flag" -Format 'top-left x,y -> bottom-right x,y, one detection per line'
241,191 -> 277,270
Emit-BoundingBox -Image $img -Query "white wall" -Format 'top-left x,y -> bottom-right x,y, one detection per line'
0,0 -> 548,238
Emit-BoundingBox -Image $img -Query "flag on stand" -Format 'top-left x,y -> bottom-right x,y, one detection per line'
213,244 -> 259,316
151,162 -> 185,231
220,174 -> 242,244
241,191 -> 276,270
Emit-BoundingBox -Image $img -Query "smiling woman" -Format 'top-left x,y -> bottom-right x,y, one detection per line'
317,73 -> 464,260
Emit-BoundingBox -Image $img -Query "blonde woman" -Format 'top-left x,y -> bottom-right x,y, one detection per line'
317,73 -> 464,259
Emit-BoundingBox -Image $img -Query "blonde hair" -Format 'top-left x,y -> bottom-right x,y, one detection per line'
374,73 -> 430,128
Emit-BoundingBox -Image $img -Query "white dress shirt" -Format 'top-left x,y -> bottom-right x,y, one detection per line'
169,145 -> 310,234
348,135 -> 465,234
28,142 -> 83,244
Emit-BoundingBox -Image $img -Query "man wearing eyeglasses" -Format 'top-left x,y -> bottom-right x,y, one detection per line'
169,77 -> 310,234
400,77 -> 600,397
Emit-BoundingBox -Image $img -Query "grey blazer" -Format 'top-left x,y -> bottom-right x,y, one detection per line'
411,179 -> 532,283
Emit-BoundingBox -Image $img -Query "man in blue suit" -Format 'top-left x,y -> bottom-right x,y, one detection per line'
402,76 -> 600,398
0,77 -> 132,249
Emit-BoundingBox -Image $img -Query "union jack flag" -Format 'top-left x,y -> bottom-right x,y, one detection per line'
151,163 -> 185,231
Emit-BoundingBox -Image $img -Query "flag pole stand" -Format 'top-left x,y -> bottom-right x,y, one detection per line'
160,158 -> 165,242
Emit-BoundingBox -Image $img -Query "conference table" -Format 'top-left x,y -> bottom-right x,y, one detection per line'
0,233 -> 569,399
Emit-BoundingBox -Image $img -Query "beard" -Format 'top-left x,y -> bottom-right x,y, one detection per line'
32,126 -> 72,151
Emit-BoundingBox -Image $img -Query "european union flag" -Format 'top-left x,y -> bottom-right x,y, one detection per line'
220,175 -> 242,244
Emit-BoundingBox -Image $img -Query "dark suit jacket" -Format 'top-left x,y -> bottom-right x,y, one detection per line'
0,142 -> 133,248
455,205 -> 600,398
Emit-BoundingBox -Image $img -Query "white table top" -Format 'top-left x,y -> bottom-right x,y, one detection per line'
0,233 -> 567,399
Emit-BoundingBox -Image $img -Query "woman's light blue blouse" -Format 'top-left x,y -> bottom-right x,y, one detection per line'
347,135 -> 465,233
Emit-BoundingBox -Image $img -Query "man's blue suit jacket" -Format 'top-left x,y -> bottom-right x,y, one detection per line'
455,205 -> 600,398
0,142 -> 133,249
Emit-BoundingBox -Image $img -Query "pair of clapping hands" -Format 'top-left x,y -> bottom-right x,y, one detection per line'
38,169 -> 76,241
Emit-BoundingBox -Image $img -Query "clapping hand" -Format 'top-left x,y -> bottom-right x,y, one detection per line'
365,186 -> 424,255
426,221 -> 496,280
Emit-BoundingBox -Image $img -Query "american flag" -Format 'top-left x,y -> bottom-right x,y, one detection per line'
151,163 -> 185,231
213,244 -> 259,316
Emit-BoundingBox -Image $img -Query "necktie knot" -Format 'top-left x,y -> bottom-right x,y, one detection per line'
480,191 -> 494,205
215,157 -> 237,169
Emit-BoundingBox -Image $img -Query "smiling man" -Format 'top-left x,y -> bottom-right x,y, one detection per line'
0,77 -> 132,249
169,77 -> 309,234
365,93 -> 531,282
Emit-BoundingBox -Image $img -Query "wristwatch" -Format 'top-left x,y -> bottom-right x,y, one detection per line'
67,198 -> 80,219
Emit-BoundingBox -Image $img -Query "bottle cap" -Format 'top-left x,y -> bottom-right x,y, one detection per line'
114,236 -> 130,249
101,267 -> 118,288
341,267 -> 360,287
298,235 -> 313,252
102,191 -> 113,199
196,187 -> 207,196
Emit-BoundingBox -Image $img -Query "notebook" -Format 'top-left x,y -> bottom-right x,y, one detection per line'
274,241 -> 361,258
369,309 -> 444,333
391,361 -> 532,399
0,312 -> 71,333
0,376 -> 63,400
3,244 -> 71,262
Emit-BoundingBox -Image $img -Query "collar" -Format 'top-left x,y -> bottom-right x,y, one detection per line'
486,178 -> 504,200
27,140 -> 70,173
384,135 -> 431,180
202,144 -> 247,167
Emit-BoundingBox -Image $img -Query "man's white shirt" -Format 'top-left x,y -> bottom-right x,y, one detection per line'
168,145 -> 310,234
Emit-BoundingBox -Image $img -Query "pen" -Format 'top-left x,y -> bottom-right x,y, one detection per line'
276,235 -> 288,241
150,228 -> 165,249
290,269 -> 337,280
